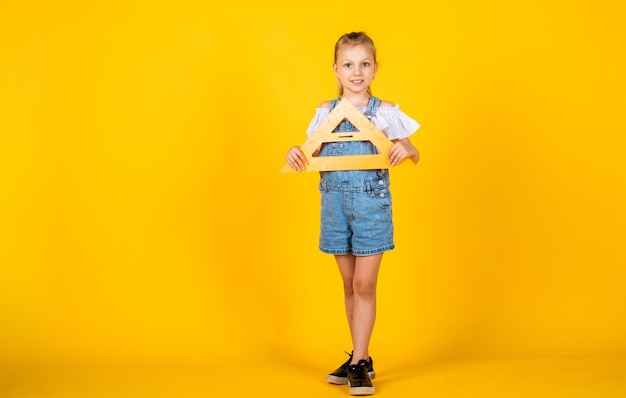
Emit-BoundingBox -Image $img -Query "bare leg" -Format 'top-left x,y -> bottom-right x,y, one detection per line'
336,254 -> 357,338
335,253 -> 383,365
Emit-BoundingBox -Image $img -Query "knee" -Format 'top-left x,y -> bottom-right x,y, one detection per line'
353,278 -> 376,298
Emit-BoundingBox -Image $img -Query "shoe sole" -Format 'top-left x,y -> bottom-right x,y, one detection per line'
349,385 -> 375,395
327,371 -> 376,385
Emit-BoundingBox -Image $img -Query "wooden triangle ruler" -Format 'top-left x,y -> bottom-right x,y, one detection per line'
280,98 -> 415,172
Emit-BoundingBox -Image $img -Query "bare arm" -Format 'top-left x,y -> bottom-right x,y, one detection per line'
286,102 -> 330,171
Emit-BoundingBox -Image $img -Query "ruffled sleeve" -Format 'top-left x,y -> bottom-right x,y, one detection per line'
305,108 -> 330,137
372,105 -> 420,140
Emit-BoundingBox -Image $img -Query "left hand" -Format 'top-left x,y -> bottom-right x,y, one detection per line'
388,139 -> 418,166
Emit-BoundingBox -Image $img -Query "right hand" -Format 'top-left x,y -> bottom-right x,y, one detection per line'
286,146 -> 308,172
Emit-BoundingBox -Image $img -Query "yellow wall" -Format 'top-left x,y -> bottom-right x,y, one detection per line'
1,1 -> 625,365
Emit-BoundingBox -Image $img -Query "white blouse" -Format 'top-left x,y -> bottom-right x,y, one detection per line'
305,105 -> 420,140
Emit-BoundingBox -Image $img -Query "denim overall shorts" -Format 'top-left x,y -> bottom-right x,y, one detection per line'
318,96 -> 394,256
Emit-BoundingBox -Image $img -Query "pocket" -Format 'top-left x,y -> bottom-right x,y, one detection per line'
329,142 -> 343,156
372,187 -> 391,208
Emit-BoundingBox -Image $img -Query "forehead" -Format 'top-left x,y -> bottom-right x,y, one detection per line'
336,44 -> 374,60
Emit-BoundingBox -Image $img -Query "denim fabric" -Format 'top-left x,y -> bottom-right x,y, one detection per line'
318,97 -> 394,256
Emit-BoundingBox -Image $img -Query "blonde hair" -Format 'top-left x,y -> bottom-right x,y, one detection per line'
334,31 -> 378,96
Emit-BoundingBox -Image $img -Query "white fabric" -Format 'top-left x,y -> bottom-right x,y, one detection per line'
305,105 -> 420,140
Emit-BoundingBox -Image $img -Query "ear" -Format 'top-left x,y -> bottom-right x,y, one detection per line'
333,63 -> 339,78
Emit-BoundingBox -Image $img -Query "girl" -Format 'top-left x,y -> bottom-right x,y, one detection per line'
285,31 -> 420,396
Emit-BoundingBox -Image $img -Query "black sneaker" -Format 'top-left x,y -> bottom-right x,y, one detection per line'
326,352 -> 375,385
347,358 -> 375,395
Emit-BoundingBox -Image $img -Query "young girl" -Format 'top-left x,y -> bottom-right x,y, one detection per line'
285,31 -> 420,396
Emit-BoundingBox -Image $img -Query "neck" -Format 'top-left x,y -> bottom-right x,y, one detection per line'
341,93 -> 371,107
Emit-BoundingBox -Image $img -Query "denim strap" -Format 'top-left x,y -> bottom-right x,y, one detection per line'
364,96 -> 380,117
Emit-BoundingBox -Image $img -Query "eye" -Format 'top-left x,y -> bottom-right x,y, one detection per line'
343,63 -> 352,68
362,62 -> 370,67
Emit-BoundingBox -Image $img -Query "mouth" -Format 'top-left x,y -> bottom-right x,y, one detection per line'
351,80 -> 364,85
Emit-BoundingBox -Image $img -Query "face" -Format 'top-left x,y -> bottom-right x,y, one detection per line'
334,44 -> 378,96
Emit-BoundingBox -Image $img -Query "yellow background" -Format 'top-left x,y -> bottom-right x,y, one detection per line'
1,0 -> 625,389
